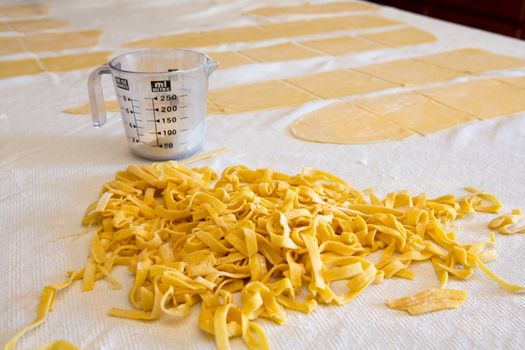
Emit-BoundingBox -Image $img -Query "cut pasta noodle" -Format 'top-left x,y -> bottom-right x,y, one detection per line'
386,288 -> 467,315
488,209 -> 525,234
7,163 -> 524,349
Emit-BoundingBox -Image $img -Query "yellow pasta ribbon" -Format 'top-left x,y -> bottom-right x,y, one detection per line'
6,162 -> 525,350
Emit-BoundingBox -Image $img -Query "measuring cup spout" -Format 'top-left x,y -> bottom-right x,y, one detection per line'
203,56 -> 218,77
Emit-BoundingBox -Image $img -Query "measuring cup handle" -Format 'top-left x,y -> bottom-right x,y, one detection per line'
87,64 -> 111,127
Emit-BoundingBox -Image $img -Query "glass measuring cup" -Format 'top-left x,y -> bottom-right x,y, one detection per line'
88,49 -> 218,160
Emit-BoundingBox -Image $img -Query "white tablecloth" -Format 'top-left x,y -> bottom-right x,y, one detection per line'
1,1 -> 524,349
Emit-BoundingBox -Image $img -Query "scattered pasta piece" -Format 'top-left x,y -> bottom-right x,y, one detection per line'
36,340 -> 79,350
488,210 -> 525,234
387,288 -> 467,315
7,163 -> 525,349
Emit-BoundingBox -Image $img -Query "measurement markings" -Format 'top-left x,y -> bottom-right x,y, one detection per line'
129,101 -> 141,141
144,96 -> 162,147
151,98 -> 159,146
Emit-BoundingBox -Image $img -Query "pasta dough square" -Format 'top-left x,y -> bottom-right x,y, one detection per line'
0,30 -> 102,55
359,27 -> 437,47
207,51 -> 255,69
355,59 -> 463,86
0,58 -> 42,79
197,26 -> 278,45
338,15 -> 403,30
496,76 -> 525,89
417,48 -> 525,74
0,18 -> 69,33
418,79 -> 525,119
240,42 -> 320,62
286,69 -> 395,98
245,1 -> 377,16
301,35 -> 382,56
260,15 -> 402,37
125,26 -> 276,48
259,18 -> 345,37
208,80 -> 317,114
353,92 -> 474,135
290,102 -> 413,144
41,51 -> 111,72
0,4 -> 48,17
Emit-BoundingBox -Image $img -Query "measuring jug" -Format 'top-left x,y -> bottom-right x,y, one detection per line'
88,49 -> 218,160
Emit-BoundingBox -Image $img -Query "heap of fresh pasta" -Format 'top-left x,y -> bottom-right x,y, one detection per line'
6,161 -> 524,350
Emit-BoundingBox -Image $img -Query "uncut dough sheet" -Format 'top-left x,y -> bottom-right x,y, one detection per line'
1,1 -> 525,350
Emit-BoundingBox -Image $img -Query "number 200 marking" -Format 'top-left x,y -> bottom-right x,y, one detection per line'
160,106 -> 177,112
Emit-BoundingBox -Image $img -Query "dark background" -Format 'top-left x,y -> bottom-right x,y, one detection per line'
369,0 -> 525,39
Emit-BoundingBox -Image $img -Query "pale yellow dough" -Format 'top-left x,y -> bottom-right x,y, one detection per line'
207,51 -> 255,69
36,340 -> 79,350
287,69 -> 395,98
63,100 -> 119,115
125,15 -> 402,48
0,51 -> 111,79
0,18 -> 69,33
290,102 -> 413,144
355,59 -> 463,86
359,26 -> 437,47
208,80 -> 317,114
0,30 -> 102,55
0,4 -> 48,18
0,58 -> 41,79
245,1 -> 377,16
419,79 -> 525,119
125,26 -> 277,48
240,42 -> 320,62
301,35 -> 383,56
353,92 -> 474,135
417,48 -> 525,74
259,15 -> 402,37
496,76 -> 525,89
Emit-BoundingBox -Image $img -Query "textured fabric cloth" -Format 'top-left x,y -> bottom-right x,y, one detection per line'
1,1 -> 524,349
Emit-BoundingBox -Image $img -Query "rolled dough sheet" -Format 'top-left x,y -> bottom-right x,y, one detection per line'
0,18 -> 69,33
301,35 -> 383,56
208,80 -> 318,114
286,69 -> 395,99
42,51 -> 111,72
245,1 -> 377,16
290,102 -> 413,144
355,59 -> 463,86
259,15 -> 402,37
416,48 -> 525,74
239,42 -> 321,62
358,26 -> 437,47
338,14 -> 402,30
124,26 -> 277,48
0,58 -> 42,79
258,18 -> 348,37
495,76 -> 525,89
0,4 -> 48,18
207,100 -> 222,115
0,30 -> 103,55
418,79 -> 525,119
207,51 -> 255,69
353,91 -> 474,135
62,100 -> 119,115
0,51 -> 111,79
